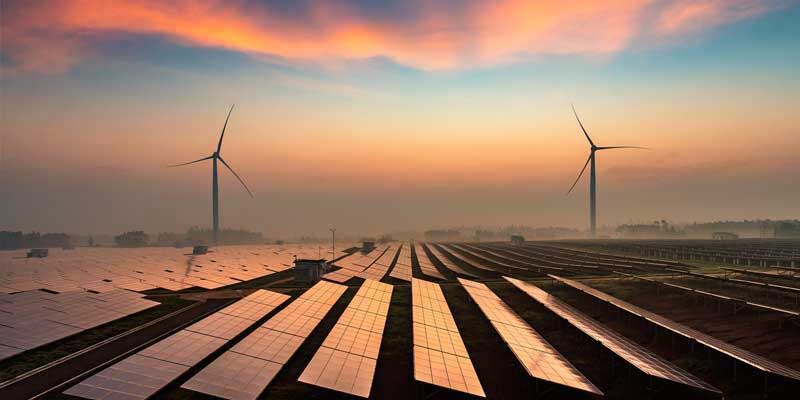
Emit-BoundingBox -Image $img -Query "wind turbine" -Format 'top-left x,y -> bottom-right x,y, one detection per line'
567,105 -> 646,237
169,105 -> 253,245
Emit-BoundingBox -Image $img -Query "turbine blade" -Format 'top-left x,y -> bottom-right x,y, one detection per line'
167,155 -> 213,167
218,156 -> 253,197
595,146 -> 649,150
216,104 -> 235,154
567,154 -> 592,195
571,104 -> 595,147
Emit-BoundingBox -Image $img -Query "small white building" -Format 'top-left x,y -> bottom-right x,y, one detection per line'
294,259 -> 328,284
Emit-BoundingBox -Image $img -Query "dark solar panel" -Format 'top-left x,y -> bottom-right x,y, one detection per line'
506,277 -> 720,394
458,278 -> 602,395
550,274 -> 800,382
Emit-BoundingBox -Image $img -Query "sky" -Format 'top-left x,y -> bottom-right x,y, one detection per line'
1,0 -> 799,238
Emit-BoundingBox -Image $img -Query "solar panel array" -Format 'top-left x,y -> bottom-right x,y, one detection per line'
413,244 -> 446,280
356,246 -> 398,281
322,246 -> 387,283
389,244 -> 412,281
623,270 -> 800,317
505,277 -> 720,394
467,244 -> 569,274
65,289 -> 290,400
550,274 -> 800,382
577,239 -> 800,268
0,244 -> 349,294
411,278 -> 484,397
0,289 -> 159,361
298,279 -> 393,397
451,244 -> 532,275
425,245 -> 480,278
457,278 -> 602,395
439,245 -> 498,274
181,281 -> 347,400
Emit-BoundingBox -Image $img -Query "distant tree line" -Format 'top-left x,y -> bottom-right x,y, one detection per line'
684,219 -> 798,238
152,227 -> 263,246
114,230 -> 149,247
0,231 -> 72,250
616,220 -> 685,238
775,221 -> 800,238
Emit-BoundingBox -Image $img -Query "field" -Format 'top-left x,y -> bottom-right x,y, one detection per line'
1,240 -> 799,400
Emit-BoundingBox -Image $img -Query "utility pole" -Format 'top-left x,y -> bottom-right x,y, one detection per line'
330,228 -> 336,261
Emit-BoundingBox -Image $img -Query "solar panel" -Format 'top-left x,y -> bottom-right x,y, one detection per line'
389,244 -> 413,281
65,289 -> 290,400
438,245 -> 498,273
450,244 -> 532,275
0,245 -> 330,296
505,277 -> 720,393
298,279 -> 393,398
413,244 -> 446,280
630,270 -> 800,317
425,244 -> 480,278
180,352 -> 282,400
458,278 -> 602,395
299,347 -> 377,398
548,274 -> 800,382
181,281 -> 347,400
411,278 -> 484,397
65,354 -> 189,400
0,288 -> 158,361
357,246 -> 397,281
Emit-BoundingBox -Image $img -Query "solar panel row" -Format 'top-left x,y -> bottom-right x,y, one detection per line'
411,278 -> 485,397
0,289 -> 158,361
425,245 -> 480,278
413,244 -> 446,280
549,274 -> 800,382
65,289 -> 290,400
625,270 -> 800,317
451,244 -> 531,275
505,277 -> 720,394
457,278 -> 602,395
389,244 -> 412,281
0,244 -> 346,295
180,281 -> 347,400
298,279 -> 393,397
323,246 -> 387,283
439,245 -> 498,274
357,246 -> 398,281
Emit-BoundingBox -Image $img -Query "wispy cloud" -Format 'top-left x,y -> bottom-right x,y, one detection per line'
1,0 -> 791,74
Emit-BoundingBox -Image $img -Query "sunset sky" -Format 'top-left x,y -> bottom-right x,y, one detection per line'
1,0 -> 798,238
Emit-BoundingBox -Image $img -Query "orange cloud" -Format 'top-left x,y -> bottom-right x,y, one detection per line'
0,0 -> 790,74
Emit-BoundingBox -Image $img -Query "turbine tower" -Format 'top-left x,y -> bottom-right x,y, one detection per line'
567,105 -> 646,237
169,105 -> 253,245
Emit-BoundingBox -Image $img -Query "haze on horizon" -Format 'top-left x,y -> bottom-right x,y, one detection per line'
1,0 -> 798,238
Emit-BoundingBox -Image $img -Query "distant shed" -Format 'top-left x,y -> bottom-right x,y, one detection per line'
712,232 -> 739,240
27,248 -> 49,258
294,259 -> 328,284
510,235 -> 525,245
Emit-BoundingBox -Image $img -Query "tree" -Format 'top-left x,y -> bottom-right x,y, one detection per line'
114,231 -> 149,247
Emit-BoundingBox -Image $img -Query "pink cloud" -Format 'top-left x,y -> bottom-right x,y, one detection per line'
0,0 -> 791,74
653,0 -> 788,36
